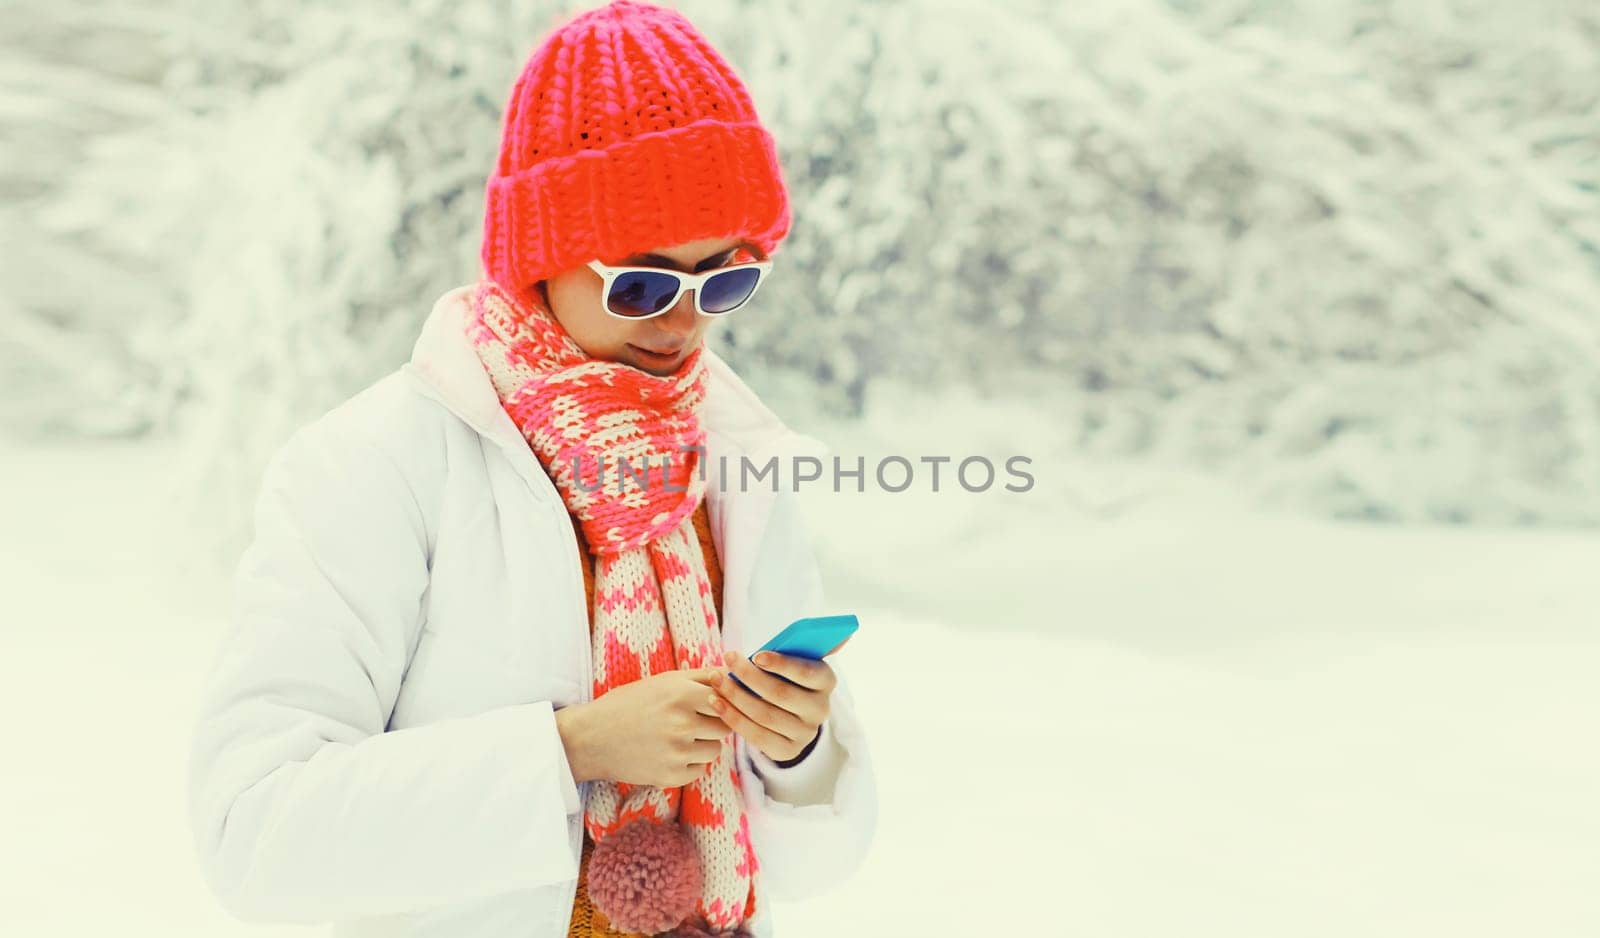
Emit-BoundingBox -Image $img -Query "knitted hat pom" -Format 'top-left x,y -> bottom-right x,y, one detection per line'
585,818 -> 703,933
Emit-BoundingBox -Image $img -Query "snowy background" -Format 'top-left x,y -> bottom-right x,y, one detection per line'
4,0 -> 1598,935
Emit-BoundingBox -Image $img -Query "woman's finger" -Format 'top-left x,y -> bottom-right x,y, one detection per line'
684,665 -> 729,687
720,651 -> 812,715
710,665 -> 812,743
689,711 -> 732,740
692,688 -> 724,718
747,649 -> 836,694
684,736 -> 724,764
708,688 -> 805,760
685,667 -> 732,717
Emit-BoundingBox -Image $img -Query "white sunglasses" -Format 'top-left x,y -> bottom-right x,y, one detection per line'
585,252 -> 773,320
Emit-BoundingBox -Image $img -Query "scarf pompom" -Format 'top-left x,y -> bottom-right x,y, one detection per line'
586,818 -> 703,933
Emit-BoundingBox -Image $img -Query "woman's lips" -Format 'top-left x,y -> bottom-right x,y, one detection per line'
629,343 -> 685,363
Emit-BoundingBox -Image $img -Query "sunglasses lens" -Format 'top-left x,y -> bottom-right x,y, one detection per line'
699,267 -> 762,314
607,270 -> 681,318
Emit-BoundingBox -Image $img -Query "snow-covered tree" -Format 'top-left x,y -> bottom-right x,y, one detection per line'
5,0 -> 1596,538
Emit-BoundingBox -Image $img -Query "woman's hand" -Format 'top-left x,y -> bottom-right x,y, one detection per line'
557,666 -> 732,789
709,643 -> 846,763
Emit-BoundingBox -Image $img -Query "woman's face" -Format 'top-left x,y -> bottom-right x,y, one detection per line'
540,236 -> 747,377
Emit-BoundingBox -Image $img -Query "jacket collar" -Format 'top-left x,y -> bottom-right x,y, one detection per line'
401,284 -> 828,464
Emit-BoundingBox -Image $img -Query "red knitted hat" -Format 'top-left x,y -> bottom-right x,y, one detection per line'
481,0 -> 792,294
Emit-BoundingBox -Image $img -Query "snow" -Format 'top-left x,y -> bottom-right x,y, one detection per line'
7,0 -> 1598,932
4,430 -> 1595,937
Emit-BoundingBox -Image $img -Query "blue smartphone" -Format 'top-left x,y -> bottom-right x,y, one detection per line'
729,614 -> 859,698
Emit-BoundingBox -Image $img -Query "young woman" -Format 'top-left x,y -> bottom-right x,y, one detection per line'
185,2 -> 878,936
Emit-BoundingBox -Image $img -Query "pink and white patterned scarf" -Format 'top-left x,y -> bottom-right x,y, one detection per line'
465,279 -> 758,936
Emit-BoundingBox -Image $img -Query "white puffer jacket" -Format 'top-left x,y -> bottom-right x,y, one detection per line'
185,284 -> 879,937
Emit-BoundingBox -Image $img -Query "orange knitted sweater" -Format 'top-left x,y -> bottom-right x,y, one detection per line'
564,501 -> 738,937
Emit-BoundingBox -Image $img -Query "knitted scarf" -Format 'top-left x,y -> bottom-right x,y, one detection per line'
464,279 -> 758,937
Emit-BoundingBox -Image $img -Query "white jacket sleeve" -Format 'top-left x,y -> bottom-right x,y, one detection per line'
186,421 -> 581,925
735,484 -> 878,900
747,713 -> 848,806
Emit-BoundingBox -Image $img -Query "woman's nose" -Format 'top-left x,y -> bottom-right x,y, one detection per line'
657,288 -> 699,335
